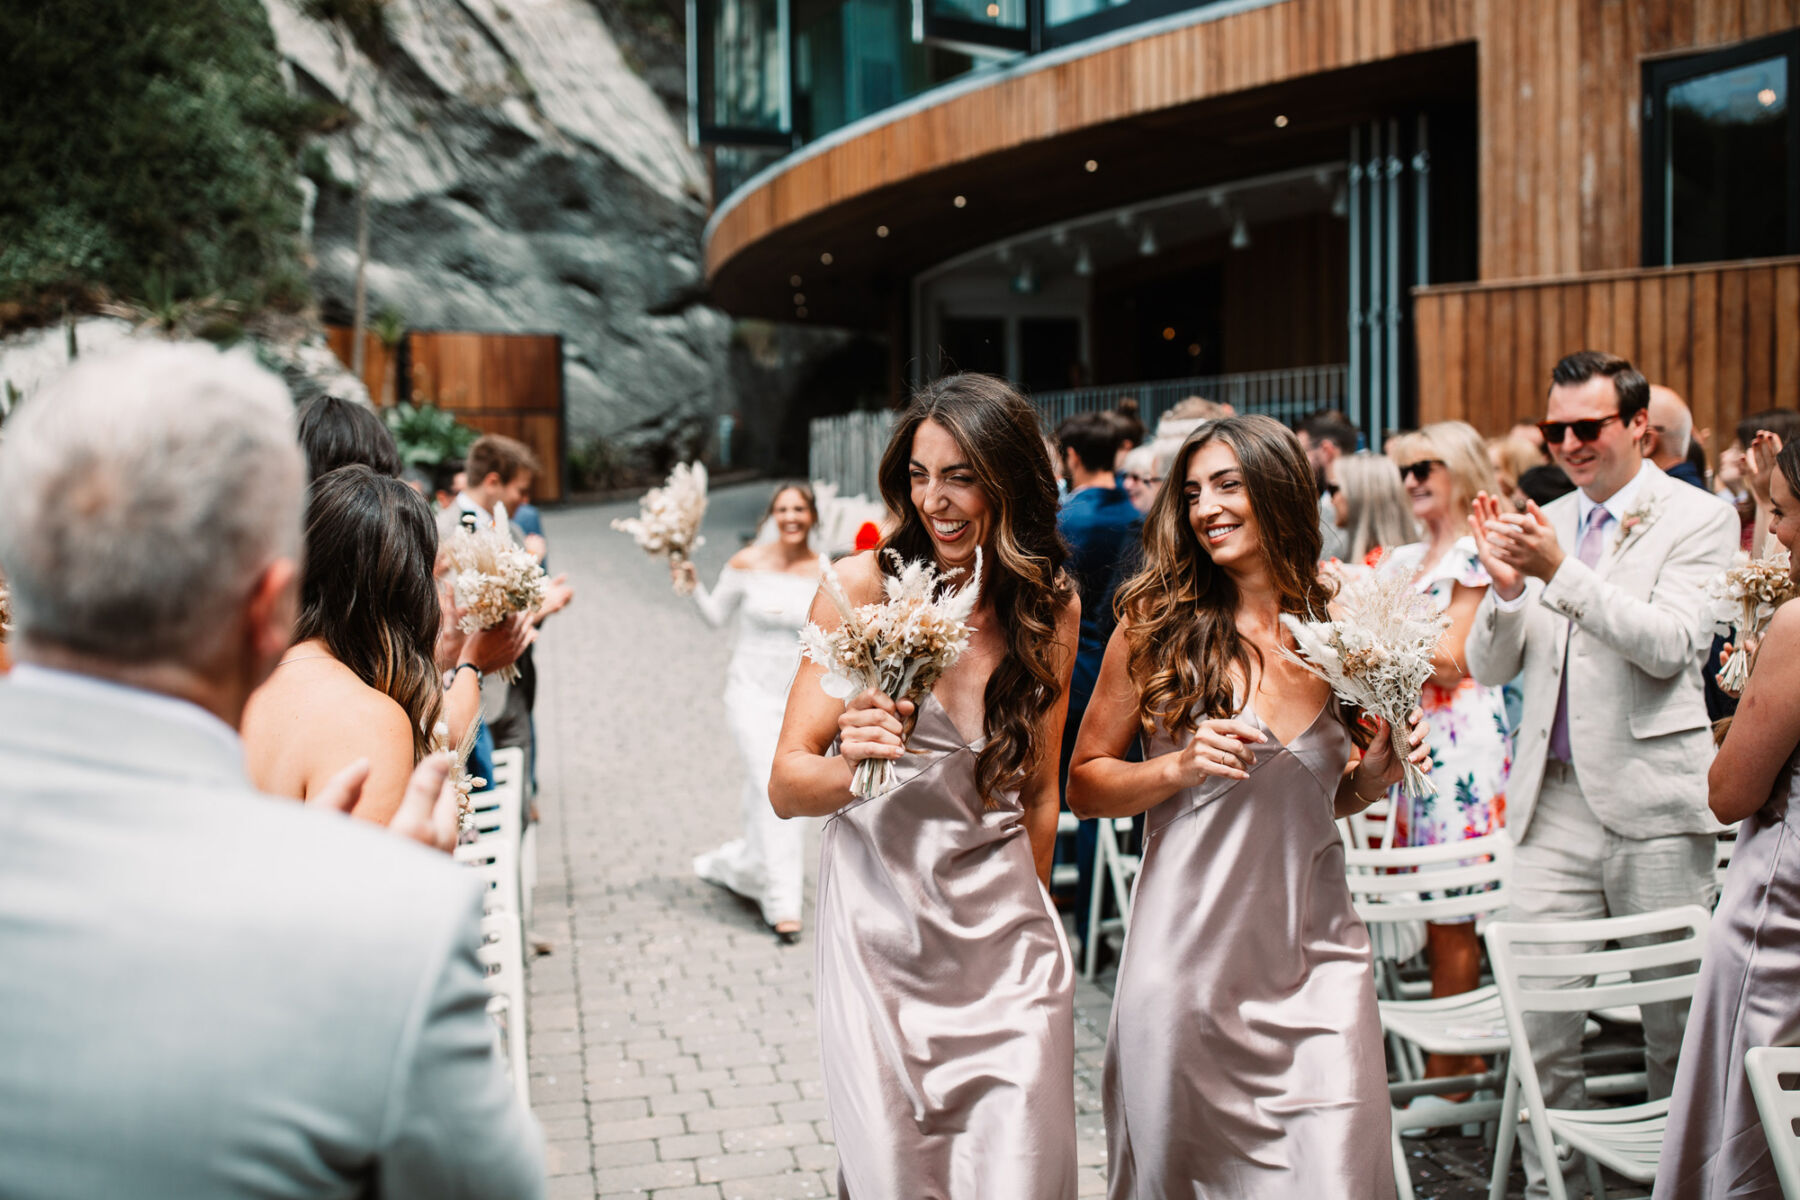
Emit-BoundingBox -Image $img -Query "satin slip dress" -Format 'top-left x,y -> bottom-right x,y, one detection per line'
1104,702 -> 1395,1199
815,691 -> 1078,1199
1655,744 -> 1800,1200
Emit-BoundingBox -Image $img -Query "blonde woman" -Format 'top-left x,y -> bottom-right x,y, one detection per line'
1384,422 -> 1512,1085
1327,450 -> 1419,564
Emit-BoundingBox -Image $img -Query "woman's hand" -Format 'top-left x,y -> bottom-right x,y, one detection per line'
1468,492 -> 1526,601
671,559 -> 699,592
1354,707 -> 1431,790
1747,430 -> 1784,508
837,689 -> 917,770
1169,719 -> 1266,788
1718,636 -> 1762,698
463,612 -> 537,674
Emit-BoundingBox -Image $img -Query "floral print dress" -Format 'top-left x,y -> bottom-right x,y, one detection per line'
1384,538 -> 1510,864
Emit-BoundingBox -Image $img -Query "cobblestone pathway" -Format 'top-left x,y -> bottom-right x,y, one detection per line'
526,485 -> 1521,1200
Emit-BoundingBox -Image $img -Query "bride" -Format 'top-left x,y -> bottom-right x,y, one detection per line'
674,484 -> 824,943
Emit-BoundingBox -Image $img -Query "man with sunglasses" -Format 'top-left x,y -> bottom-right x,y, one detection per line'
1465,350 -> 1737,1200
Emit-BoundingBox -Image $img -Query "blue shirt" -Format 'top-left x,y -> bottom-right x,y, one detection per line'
1057,486 -> 1143,718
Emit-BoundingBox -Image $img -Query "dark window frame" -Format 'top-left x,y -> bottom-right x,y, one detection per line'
693,0 -> 796,147
913,0 -> 1032,57
1642,29 -> 1800,267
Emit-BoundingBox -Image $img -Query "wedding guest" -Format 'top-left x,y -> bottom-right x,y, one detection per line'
1516,463 -> 1575,507
1328,450 -> 1418,563
1106,403 -> 1145,474
1509,419 -> 1550,458
673,484 -> 824,944
0,342 -> 543,1198
1643,386 -> 1705,488
295,393 -> 402,480
1298,410 -> 1359,561
1737,409 -> 1800,556
770,373 -> 1080,1198
1384,422 -> 1511,1088
1466,349 -> 1737,1199
1489,434 -> 1544,510
242,465 -> 530,824
1054,411 -> 1143,953
1655,438 -> 1800,1199
1119,445 -> 1161,515
1067,415 -> 1427,1199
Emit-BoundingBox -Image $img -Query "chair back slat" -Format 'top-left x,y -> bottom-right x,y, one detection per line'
1746,1046 -> 1800,1199
1345,832 -> 1512,928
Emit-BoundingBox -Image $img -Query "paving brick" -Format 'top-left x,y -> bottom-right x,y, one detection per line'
695,1150 -> 797,1183
720,1124 -> 818,1154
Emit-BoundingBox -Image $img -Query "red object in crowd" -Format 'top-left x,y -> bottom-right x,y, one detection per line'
854,521 -> 882,552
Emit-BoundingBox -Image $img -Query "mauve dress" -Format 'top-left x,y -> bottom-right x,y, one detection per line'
1654,746 -> 1800,1199
816,691 -> 1077,1199
1104,703 -> 1395,1199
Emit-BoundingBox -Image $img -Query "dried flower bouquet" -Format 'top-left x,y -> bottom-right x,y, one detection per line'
799,550 -> 983,798
612,462 -> 709,595
444,503 -> 548,684
1707,549 -> 1796,694
1278,559 -> 1446,801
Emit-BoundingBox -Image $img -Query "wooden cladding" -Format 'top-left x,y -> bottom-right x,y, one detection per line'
707,0 -> 1475,278
325,328 -> 567,502
324,327 -> 401,408
1483,0 -> 1800,280
1413,257 -> 1800,440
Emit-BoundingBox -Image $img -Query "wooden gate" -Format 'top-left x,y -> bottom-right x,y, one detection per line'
327,327 -> 567,502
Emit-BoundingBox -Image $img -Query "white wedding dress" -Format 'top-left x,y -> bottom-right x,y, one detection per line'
691,561 -> 822,927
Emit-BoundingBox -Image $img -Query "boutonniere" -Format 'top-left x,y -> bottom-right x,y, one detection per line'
1612,497 -> 1660,553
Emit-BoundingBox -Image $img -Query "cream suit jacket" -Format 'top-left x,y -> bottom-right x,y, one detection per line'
0,673 -> 546,1199
1465,464 -> 1738,841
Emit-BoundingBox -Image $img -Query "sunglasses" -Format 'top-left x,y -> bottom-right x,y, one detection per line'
1127,473 -> 1163,487
1536,413 -> 1621,445
1398,460 -> 1444,485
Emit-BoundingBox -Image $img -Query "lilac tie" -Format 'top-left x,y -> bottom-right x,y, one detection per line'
1548,507 -> 1612,762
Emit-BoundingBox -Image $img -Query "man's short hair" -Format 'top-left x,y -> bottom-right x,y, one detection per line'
465,434 -> 541,486
0,342 -> 303,665
296,395 -> 402,481
1517,464 -> 1576,506
1103,407 -> 1144,448
1300,411 -> 1359,455
1055,412 -> 1124,474
1549,350 -> 1649,423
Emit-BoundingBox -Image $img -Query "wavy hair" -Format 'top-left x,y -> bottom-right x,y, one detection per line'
876,374 -> 1074,804
293,465 -> 443,761
1115,415 -> 1360,744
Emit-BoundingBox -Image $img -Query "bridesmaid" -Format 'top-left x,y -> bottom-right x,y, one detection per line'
1654,438 -> 1800,1199
770,373 -> 1081,1199
1067,415 -> 1427,1199
674,484 -> 823,944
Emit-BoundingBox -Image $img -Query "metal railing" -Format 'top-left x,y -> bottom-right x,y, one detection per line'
1031,365 -> 1349,432
808,408 -> 895,501
806,365 -> 1347,497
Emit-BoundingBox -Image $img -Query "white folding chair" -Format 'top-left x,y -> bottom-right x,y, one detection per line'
1342,796 -> 1399,851
476,912 -> 530,1103
1746,1045 -> 1800,1200
1484,905 -> 1711,1200
1344,833 -> 1513,1135
1084,817 -> 1139,979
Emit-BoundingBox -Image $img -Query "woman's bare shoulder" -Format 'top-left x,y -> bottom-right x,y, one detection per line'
250,662 -> 412,748
727,544 -> 767,570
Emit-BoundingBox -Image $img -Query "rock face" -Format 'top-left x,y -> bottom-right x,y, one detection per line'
266,0 -> 733,461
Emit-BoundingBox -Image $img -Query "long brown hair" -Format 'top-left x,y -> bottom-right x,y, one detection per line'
876,373 -> 1074,803
1114,415 -> 1344,743
293,465 -> 443,761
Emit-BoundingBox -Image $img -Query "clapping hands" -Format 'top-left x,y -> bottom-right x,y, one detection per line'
1468,491 -> 1563,600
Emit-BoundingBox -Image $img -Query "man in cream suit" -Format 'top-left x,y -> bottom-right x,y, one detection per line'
0,344 -> 545,1199
1467,350 -> 1736,1198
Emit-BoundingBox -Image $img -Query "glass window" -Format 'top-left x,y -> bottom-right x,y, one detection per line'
1645,32 -> 1799,265
1045,0 -> 1127,29
791,0 -> 976,142
695,0 -> 789,143
916,0 -> 1027,53
713,145 -> 788,198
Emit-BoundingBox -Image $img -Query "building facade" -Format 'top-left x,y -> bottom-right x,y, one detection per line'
692,0 -> 1799,441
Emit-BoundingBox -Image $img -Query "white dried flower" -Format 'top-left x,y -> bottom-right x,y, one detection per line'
797,549 -> 983,798
611,462 -> 709,593
444,503 -> 549,684
1279,555 -> 1447,801
1707,549 -> 1795,693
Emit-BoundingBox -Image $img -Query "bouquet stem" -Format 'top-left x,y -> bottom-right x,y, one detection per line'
850,755 -> 896,799
1389,719 -> 1435,801
670,548 -> 695,597
1719,647 -> 1752,696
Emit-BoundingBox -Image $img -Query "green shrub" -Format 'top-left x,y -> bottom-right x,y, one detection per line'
384,401 -> 482,468
0,0 -> 314,324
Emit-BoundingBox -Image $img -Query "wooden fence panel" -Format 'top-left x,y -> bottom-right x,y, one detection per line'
326,327 -> 567,502
1411,256 -> 1800,441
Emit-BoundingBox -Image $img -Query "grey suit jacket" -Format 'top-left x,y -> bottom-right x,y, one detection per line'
1465,464 -> 1738,842
0,673 -> 545,1199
